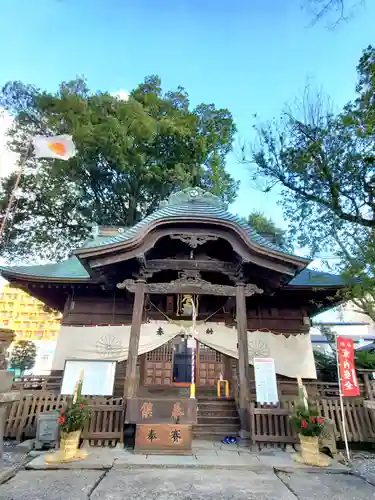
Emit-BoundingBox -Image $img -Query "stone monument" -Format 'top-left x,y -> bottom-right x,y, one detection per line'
0,371 -> 20,463
0,329 -> 14,371
0,329 -> 20,464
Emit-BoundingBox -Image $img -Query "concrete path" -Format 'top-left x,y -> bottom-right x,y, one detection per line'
1,468 -> 375,499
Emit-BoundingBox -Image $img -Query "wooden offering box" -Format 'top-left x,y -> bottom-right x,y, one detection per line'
135,423 -> 192,455
125,398 -> 197,454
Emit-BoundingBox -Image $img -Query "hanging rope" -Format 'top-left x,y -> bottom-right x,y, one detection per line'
149,298 -> 173,323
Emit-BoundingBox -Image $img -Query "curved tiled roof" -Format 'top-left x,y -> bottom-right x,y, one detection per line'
84,201 -> 299,259
2,188 -> 334,283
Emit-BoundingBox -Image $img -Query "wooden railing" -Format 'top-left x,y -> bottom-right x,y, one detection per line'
5,392 -> 123,446
11,376 -> 61,392
247,379 -> 369,401
250,399 -> 375,448
359,371 -> 375,400
11,373 -> 375,400
82,399 -> 123,447
250,403 -> 297,445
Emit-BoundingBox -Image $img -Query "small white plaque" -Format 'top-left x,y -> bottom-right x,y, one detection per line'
254,357 -> 279,405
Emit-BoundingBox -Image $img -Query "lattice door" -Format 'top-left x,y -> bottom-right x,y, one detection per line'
144,341 -> 174,385
198,343 -> 224,386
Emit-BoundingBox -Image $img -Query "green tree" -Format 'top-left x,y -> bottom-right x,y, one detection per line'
246,211 -> 291,249
0,76 -> 238,261
10,340 -> 37,375
244,46 -> 375,320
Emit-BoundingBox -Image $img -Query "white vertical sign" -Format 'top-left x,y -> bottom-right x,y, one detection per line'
254,357 -> 279,404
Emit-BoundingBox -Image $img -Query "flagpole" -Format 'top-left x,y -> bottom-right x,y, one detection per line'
0,141 -> 32,239
335,331 -> 351,462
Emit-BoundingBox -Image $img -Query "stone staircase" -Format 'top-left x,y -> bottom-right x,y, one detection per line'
193,397 -> 240,440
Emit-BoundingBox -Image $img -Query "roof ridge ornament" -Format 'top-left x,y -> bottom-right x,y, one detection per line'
159,187 -> 227,209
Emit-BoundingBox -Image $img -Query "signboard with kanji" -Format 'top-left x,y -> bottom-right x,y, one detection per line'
125,398 -> 197,424
254,357 -> 279,404
337,336 -> 360,397
135,424 -> 193,454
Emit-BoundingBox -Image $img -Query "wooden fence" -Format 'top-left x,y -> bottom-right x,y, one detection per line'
361,372 -> 375,400
11,376 -> 61,392
5,392 -> 123,447
5,374 -> 375,448
250,399 -> 375,448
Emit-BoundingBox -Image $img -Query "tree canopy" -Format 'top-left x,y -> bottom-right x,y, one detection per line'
245,45 -> 375,320
10,340 -> 37,375
245,211 -> 291,249
0,76 -> 238,261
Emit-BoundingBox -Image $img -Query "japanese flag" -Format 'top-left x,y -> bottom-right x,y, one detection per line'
32,134 -> 76,160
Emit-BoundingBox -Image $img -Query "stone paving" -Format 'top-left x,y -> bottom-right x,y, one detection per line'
277,471 -> 375,500
92,469 -> 296,500
1,470 -> 104,500
22,440 -> 348,472
21,441 -> 347,473
1,440 -> 375,499
1,468 -> 375,500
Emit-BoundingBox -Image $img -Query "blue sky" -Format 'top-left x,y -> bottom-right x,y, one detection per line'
0,0 -> 374,228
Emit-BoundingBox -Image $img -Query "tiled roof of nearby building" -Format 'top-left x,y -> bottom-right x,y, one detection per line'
0,256 -> 91,279
288,269 -> 349,287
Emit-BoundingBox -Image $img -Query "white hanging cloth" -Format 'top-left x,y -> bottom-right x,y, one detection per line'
52,321 -> 316,379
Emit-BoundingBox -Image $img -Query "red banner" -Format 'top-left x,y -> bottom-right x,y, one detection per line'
337,336 -> 360,397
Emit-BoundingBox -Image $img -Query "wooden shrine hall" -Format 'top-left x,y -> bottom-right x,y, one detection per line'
0,187 -> 347,444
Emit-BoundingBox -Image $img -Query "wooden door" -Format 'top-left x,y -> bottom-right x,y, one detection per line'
144,341 -> 173,385
198,343 -> 224,386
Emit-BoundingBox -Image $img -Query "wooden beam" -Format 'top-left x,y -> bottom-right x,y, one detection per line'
117,276 -> 264,297
123,280 -> 145,400
146,258 -> 240,275
236,283 -> 251,440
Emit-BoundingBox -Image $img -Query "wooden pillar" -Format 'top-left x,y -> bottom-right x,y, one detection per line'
236,282 -> 251,441
123,280 -> 145,400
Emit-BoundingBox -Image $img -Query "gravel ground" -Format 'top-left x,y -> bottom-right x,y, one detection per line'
277,471 -> 375,500
350,451 -> 375,486
1,442 -> 29,477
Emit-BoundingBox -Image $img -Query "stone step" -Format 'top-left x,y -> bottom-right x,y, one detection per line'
198,409 -> 239,418
198,398 -> 235,402
196,395 -> 235,400
197,401 -> 236,409
197,416 -> 240,425
193,423 -> 240,435
192,434 -> 235,441
193,428 -> 240,440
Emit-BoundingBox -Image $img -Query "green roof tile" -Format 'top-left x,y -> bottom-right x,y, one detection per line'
289,269 -> 354,287
0,256 -> 90,280
0,259 -> 345,289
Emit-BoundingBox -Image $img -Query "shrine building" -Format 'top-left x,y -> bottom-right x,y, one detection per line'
0,187 -> 346,440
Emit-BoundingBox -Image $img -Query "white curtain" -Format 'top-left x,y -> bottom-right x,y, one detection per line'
52,321 -> 316,379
